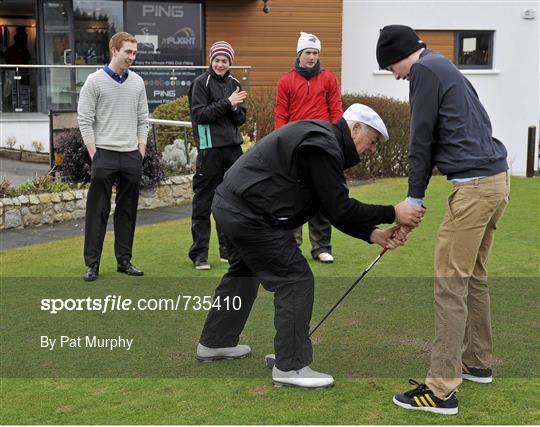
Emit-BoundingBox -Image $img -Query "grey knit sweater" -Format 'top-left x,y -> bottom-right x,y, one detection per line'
77,68 -> 149,151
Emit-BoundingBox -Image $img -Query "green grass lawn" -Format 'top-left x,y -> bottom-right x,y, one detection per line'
1,176 -> 539,424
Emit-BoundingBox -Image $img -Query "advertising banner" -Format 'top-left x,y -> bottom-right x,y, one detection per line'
125,1 -> 204,109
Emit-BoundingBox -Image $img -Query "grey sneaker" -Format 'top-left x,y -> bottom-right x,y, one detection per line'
272,365 -> 334,389
196,343 -> 251,362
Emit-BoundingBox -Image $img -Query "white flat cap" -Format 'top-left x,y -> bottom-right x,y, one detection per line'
342,103 -> 389,142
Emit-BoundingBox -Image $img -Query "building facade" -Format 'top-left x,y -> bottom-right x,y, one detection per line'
342,0 -> 539,176
1,0 -> 538,175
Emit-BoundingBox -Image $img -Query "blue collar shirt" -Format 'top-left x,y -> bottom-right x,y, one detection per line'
103,65 -> 129,83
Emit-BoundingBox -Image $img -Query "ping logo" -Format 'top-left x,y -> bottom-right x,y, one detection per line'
153,90 -> 176,98
142,4 -> 184,18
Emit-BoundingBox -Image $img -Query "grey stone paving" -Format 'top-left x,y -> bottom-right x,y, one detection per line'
0,204 -> 192,250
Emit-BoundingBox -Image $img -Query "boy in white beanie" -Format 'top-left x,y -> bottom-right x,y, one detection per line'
274,32 -> 343,264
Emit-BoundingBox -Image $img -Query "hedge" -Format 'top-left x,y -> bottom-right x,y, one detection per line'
56,128 -> 165,189
342,94 -> 410,179
151,97 -> 195,152
148,92 -> 412,180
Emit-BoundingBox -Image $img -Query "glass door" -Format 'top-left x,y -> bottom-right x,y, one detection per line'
41,0 -> 76,110
72,0 -> 124,96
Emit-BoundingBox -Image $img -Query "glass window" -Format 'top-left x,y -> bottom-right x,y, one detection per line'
456,31 -> 493,69
0,1 -> 38,112
73,0 -> 123,65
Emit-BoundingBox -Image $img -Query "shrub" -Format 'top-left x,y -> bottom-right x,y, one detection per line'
0,175 -> 88,198
18,175 -> 72,195
342,94 -> 410,180
151,96 -> 195,152
161,139 -> 197,175
242,89 -> 276,142
241,133 -> 255,152
239,91 -> 411,179
5,137 -> 17,149
150,92 -> 411,179
31,141 -> 45,153
56,128 -> 165,189
0,179 -> 16,198
140,132 -> 166,188
153,92 -> 273,151
56,128 -> 92,184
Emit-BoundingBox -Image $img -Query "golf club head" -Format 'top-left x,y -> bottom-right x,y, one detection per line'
265,354 -> 276,369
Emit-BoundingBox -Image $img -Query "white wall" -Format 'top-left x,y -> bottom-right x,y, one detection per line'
0,114 -> 49,153
342,0 -> 539,175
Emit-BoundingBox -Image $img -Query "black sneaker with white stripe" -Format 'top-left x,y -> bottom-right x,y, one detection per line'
393,379 -> 458,415
462,363 -> 493,383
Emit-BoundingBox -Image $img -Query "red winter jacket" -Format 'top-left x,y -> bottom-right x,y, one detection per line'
274,69 -> 343,129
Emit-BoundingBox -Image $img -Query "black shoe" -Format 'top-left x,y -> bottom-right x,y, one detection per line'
84,263 -> 99,282
264,354 -> 276,369
393,379 -> 458,415
462,363 -> 493,384
219,250 -> 229,263
193,256 -> 211,270
117,261 -> 144,276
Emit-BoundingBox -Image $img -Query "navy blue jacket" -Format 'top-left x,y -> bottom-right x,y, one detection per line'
408,49 -> 508,198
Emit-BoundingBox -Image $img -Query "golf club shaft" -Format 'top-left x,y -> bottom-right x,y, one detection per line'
308,247 -> 388,338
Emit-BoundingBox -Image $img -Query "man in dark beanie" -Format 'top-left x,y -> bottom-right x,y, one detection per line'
187,40 -> 247,270
376,25 -> 509,415
196,103 -> 425,388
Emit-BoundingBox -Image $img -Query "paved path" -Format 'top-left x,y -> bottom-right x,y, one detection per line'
0,158 -> 50,186
0,180 -> 368,251
0,204 -> 192,251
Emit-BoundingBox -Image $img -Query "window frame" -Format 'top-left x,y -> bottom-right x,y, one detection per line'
454,30 -> 494,70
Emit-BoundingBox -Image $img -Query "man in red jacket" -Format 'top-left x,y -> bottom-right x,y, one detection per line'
274,32 -> 343,264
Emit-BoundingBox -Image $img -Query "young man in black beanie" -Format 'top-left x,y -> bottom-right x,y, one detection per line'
376,25 -> 509,415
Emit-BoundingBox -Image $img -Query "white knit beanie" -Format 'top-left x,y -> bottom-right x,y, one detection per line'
296,32 -> 321,53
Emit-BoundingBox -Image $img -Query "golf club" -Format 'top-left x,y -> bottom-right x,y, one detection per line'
265,247 -> 389,369
308,246 -> 388,337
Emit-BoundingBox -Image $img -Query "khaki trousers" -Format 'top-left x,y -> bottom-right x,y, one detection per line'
426,171 -> 509,398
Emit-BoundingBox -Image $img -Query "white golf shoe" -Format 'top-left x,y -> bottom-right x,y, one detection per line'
272,365 -> 334,389
316,252 -> 334,263
196,343 -> 251,361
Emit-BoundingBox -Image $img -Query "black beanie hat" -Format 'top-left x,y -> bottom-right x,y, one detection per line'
376,25 -> 426,69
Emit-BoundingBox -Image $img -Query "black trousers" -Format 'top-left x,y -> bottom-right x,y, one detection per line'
200,193 -> 315,371
189,145 -> 243,262
294,211 -> 332,259
84,148 -> 142,266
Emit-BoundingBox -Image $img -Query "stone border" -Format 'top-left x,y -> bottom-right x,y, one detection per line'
0,175 -> 193,230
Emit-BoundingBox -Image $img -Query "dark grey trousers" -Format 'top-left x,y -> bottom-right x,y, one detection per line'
199,193 -> 315,371
294,211 -> 332,259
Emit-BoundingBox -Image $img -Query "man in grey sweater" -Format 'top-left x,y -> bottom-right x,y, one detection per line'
77,32 -> 149,282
